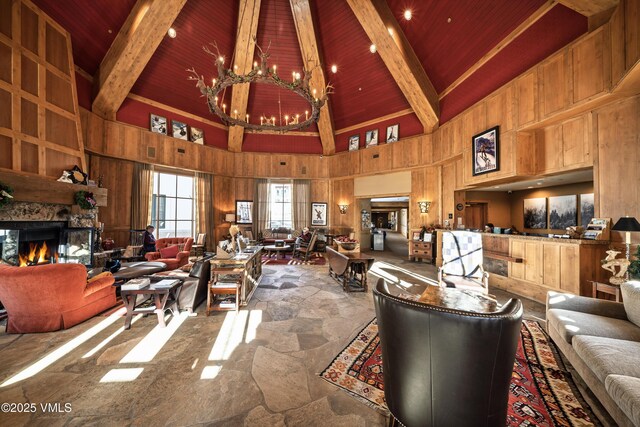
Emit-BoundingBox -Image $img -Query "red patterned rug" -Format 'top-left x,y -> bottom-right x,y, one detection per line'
261,252 -> 326,266
320,319 -> 600,426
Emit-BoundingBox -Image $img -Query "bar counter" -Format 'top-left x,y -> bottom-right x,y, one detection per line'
436,231 -> 609,303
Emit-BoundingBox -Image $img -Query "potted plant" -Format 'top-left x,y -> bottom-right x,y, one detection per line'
629,245 -> 640,280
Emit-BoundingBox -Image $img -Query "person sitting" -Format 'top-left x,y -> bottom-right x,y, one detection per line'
299,227 -> 312,243
142,225 -> 156,254
483,223 -> 494,233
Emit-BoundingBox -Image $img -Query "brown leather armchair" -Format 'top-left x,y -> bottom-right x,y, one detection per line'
0,264 -> 116,333
373,279 -> 523,427
144,237 -> 193,269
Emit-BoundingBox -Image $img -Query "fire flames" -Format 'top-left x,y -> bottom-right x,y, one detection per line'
18,242 -> 58,267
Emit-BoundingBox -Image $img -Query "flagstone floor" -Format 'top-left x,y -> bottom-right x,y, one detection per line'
0,255 -> 544,426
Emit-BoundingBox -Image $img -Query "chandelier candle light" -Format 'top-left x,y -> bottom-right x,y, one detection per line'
188,39 -> 332,133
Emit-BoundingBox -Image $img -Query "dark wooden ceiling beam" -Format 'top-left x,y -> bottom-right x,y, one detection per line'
346,0 -> 439,132
228,0 -> 262,153
92,0 -> 186,120
290,0 -> 336,155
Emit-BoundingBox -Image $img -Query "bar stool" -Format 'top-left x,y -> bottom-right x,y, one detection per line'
207,266 -> 244,315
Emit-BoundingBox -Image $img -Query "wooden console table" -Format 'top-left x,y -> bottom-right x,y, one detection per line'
327,247 -> 375,292
210,246 -> 263,306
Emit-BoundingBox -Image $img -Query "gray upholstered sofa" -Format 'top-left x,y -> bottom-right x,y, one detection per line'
546,281 -> 640,427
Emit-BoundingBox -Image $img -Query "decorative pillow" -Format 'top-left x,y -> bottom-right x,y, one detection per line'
621,281 -> 640,327
160,245 -> 179,258
292,230 -> 301,238
88,271 -> 113,284
262,229 -> 273,238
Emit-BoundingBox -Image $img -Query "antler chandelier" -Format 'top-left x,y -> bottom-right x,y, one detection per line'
188,40 -> 332,133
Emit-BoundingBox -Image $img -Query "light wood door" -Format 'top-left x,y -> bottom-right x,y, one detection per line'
464,203 -> 487,230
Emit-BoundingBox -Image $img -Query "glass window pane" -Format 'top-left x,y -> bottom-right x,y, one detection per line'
176,221 -> 192,237
158,221 -> 175,238
176,198 -> 193,220
159,173 -> 177,197
177,176 -> 193,198
153,172 -> 159,194
283,185 -> 291,202
164,198 -> 176,220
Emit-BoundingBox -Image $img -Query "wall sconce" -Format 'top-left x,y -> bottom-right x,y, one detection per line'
418,201 -> 431,214
338,204 -> 349,214
224,213 -> 236,223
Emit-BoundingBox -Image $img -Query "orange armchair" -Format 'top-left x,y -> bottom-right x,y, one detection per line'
0,264 -> 116,334
144,237 -> 193,270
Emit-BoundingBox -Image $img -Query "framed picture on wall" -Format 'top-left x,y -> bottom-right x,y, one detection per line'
190,127 -> 204,144
150,114 -> 167,135
386,124 -> 399,143
549,195 -> 577,229
523,198 -> 547,229
580,193 -> 594,227
412,231 -> 421,241
236,200 -> 253,224
365,129 -> 378,147
311,202 -> 328,226
472,126 -> 500,176
172,120 -> 188,140
348,135 -> 360,151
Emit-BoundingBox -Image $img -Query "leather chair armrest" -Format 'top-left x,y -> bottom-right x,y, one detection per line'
84,276 -> 115,297
546,291 -> 628,320
145,252 -> 161,261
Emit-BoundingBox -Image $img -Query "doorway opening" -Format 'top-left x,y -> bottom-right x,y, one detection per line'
357,196 -> 409,257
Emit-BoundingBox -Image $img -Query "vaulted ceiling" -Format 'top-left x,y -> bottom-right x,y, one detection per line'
33,0 -> 588,154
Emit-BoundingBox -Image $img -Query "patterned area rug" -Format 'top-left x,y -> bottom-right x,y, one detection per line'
261,253 -> 326,266
320,319 -> 600,426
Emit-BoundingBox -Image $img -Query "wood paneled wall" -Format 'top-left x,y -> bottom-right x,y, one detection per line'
0,0 -> 86,179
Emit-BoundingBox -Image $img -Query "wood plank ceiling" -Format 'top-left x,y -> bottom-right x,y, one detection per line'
33,0 -> 589,154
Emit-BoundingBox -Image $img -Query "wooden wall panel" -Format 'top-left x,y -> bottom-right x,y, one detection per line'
331,178 -> 355,229
610,2 -> 626,84
410,166 -> 441,229
625,0 -> 640,70
540,52 -> 569,117
311,179 -> 330,205
213,175 -> 234,243
536,124 -> 563,173
0,0 -> 87,178
485,85 -> 515,133
571,27 -> 608,103
516,70 -> 538,127
441,161 -> 457,222
360,144 -> 393,175
392,135 -> 422,169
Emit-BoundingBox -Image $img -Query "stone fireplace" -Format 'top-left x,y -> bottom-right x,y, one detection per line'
0,202 -> 97,267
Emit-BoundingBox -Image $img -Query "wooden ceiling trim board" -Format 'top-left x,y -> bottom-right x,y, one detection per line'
346,0 -> 439,132
91,0 -> 187,120
439,0 -> 558,100
557,0 -> 619,16
335,108 -> 413,135
126,93 -> 228,130
290,0 -> 336,155
228,0 -> 262,153
74,65 -> 93,82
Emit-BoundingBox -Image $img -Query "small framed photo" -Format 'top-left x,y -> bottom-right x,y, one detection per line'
190,127 -> 204,144
386,124 -> 399,143
311,202 -> 328,226
365,129 -> 378,147
236,200 -> 253,224
348,135 -> 360,151
150,114 -> 167,135
472,125 -> 500,176
412,231 -> 421,241
423,234 -> 432,243
172,120 -> 188,140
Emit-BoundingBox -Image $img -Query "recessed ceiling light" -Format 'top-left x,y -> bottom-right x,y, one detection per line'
331,65 -> 337,73
447,17 -> 452,23
167,27 -> 177,38
369,44 -> 377,53
403,10 -> 412,20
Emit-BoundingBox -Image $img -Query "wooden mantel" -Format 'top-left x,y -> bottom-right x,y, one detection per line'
0,171 -> 108,207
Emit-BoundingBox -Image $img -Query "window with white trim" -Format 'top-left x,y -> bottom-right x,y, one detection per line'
151,172 -> 195,238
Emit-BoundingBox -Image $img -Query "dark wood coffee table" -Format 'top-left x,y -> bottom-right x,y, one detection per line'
264,244 -> 292,260
120,279 -> 182,329
327,247 -> 375,292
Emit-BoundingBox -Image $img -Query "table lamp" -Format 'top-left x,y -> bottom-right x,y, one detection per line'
612,216 -> 640,276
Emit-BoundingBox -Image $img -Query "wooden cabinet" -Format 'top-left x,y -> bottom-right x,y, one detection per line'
409,239 -> 435,263
536,114 -> 593,174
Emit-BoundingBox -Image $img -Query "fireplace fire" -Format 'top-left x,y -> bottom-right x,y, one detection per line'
18,241 -> 58,267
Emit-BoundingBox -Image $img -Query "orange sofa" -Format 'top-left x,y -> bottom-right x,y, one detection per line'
144,237 -> 193,270
0,263 -> 116,334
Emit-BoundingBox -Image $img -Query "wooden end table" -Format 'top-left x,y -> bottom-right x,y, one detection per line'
121,279 -> 183,329
590,280 -> 622,302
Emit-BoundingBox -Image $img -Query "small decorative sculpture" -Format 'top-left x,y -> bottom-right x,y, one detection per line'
229,224 -> 240,253
57,170 -> 73,183
601,249 -> 630,285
